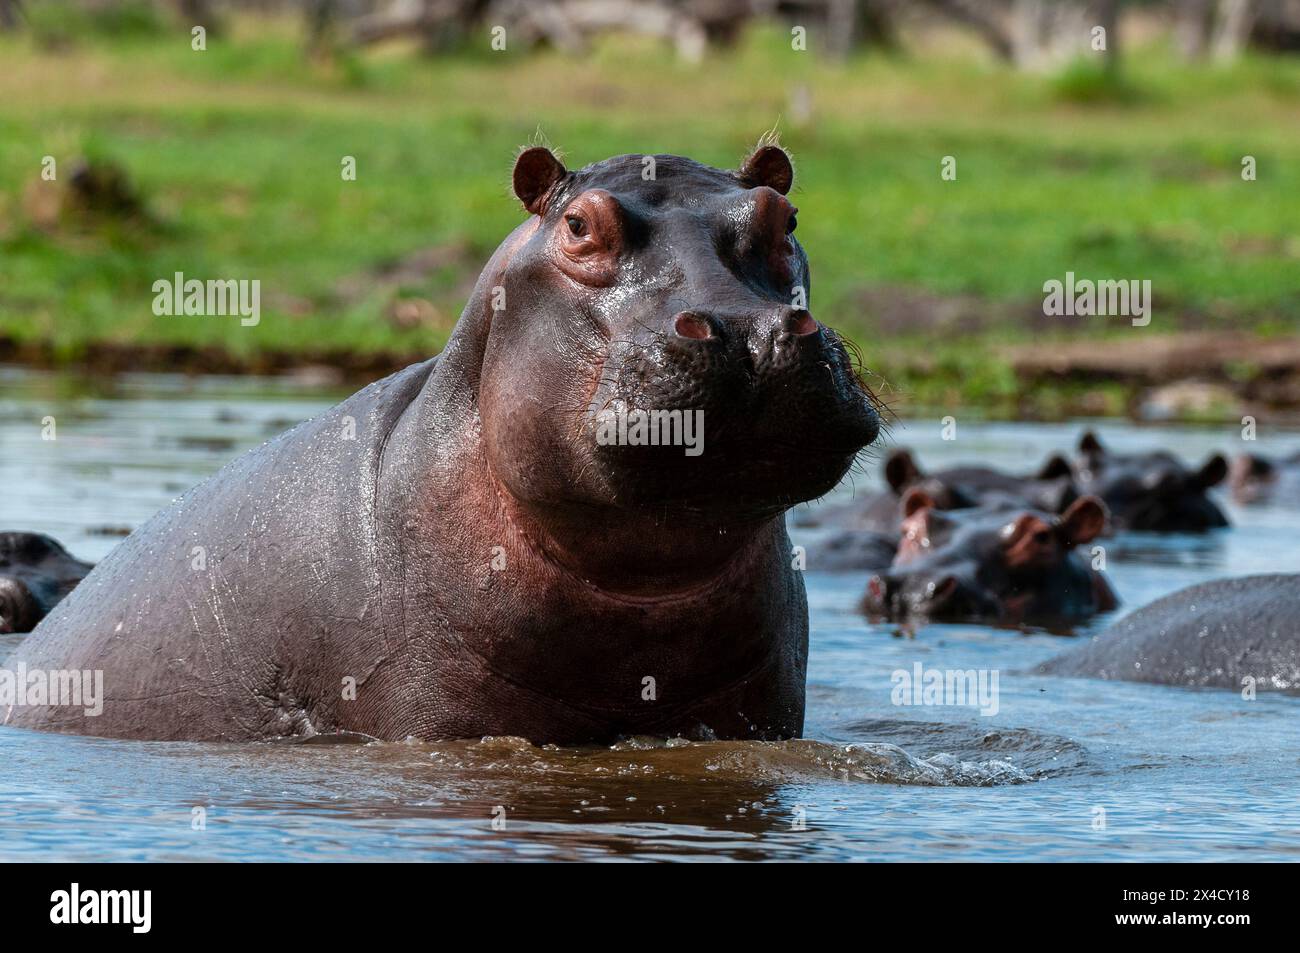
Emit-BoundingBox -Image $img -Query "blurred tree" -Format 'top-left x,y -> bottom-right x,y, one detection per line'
1251,0 -> 1300,51
1009,0 -> 1123,71
922,0 -> 1016,60
173,0 -> 223,36
0,0 -> 24,31
1211,0 -> 1258,59
921,0 -> 1124,68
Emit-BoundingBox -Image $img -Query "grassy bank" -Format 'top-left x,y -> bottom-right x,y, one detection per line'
1,13 -> 1298,416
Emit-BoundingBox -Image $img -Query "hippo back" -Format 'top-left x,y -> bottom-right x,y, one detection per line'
1037,574 -> 1300,690
5,359 -> 436,739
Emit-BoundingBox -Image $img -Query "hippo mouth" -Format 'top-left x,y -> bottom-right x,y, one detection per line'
582,334 -> 881,514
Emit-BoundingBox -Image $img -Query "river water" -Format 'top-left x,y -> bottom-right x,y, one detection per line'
2,366 -> 1299,861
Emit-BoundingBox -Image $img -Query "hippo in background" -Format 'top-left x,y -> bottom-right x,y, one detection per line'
859,491 -> 1118,631
0,532 -> 93,634
1230,451 -> 1300,506
803,528 -> 898,573
1037,574 -> 1300,690
797,447 -> 1080,534
1072,431 -> 1228,532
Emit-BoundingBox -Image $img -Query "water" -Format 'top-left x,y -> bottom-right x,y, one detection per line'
3,366 -> 1300,861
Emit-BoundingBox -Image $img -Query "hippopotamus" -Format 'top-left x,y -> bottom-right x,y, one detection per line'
5,144 -> 881,743
0,533 -> 92,634
1037,575 -> 1300,690
1072,431 -> 1228,532
803,528 -> 897,573
798,447 -> 1078,536
1230,451 -> 1300,506
859,491 -> 1118,630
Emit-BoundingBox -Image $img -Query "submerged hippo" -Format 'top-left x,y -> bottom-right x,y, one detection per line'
860,492 -> 1118,630
1072,431 -> 1228,532
0,533 -> 92,634
1230,451 -> 1300,506
799,447 -> 1078,534
803,528 -> 897,573
1037,575 -> 1300,690
6,144 -> 881,743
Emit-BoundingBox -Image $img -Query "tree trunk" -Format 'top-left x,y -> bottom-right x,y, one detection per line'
923,0 -> 1017,61
0,0 -> 24,31
1176,0 -> 1216,59
1211,0 -> 1259,60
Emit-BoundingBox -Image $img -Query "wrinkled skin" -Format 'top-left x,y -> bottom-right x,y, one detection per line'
797,446 -> 1078,539
0,533 -> 92,634
859,491 -> 1118,630
1037,574 -> 1300,689
1072,431 -> 1228,532
6,146 -> 880,743
1230,451 -> 1300,506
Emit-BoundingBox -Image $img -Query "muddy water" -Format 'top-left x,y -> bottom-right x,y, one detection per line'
3,366 -> 1300,861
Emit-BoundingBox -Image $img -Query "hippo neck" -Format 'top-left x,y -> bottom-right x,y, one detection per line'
490,472 -> 781,599
419,220 -> 786,597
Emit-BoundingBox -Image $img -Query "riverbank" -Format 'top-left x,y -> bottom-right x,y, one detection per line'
6,327 -> 1297,423
2,17 -> 1297,421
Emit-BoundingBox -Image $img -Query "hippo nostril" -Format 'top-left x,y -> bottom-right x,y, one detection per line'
672,311 -> 713,341
785,309 -> 818,337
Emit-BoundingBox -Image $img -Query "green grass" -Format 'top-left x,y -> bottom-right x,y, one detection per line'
1,12 -> 1298,413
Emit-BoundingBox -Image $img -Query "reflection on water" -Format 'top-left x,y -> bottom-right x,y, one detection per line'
3,367 -> 1300,861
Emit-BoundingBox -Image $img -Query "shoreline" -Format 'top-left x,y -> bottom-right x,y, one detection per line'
5,331 -> 1299,424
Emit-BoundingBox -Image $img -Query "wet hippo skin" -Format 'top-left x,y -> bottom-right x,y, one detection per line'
1037,574 -> 1300,689
5,144 -> 882,743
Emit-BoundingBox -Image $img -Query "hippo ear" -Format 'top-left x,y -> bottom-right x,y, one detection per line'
901,488 -> 936,519
1195,454 -> 1229,489
1057,495 -> 1108,547
884,449 -> 922,494
1036,454 -> 1073,481
1078,431 -> 1105,456
738,144 -> 794,195
513,147 -> 567,215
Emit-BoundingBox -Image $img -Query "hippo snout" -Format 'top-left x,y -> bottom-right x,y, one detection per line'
862,566 -> 1004,624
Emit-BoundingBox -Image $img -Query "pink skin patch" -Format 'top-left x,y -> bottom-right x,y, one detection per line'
673,312 -> 712,340
789,310 -> 817,336
867,575 -> 886,604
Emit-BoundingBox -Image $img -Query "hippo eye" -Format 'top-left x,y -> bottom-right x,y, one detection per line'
566,216 -> 586,237
786,214 -> 797,235
1033,529 -> 1052,546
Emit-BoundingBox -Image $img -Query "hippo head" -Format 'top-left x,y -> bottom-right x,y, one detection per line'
861,491 -> 1114,628
0,532 -> 93,633
1229,453 -> 1276,504
882,450 -> 980,510
1074,432 -> 1228,532
883,448 -> 1078,515
470,144 -> 880,530
0,576 -> 38,634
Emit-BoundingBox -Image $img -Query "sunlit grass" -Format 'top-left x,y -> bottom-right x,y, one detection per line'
1,12 -> 1297,411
